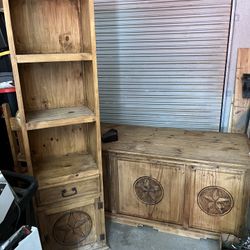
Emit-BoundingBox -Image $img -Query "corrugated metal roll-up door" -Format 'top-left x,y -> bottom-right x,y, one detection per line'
94,0 -> 232,131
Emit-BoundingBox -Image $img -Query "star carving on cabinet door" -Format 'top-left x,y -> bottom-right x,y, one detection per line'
53,210 -> 92,246
134,176 -> 164,205
197,186 -> 234,216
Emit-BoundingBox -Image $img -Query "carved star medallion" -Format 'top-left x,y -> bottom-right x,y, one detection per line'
197,186 -> 234,216
53,210 -> 92,246
134,176 -> 164,205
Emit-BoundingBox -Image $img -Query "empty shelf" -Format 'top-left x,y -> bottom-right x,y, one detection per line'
33,152 -> 99,188
16,53 -> 92,63
26,106 -> 95,130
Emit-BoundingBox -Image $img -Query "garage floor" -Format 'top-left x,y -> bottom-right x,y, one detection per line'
106,220 -> 220,250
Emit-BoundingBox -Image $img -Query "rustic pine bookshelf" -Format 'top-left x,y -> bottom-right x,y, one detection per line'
3,0 -> 107,249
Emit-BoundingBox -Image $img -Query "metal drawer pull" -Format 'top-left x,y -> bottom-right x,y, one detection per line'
61,187 -> 77,197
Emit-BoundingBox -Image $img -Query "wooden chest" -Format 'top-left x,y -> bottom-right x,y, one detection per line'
102,124 -> 250,239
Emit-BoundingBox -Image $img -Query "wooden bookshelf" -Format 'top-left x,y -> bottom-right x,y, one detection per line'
3,0 -> 107,249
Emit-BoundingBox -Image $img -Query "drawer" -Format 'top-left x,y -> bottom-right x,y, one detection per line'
38,199 -> 106,250
37,176 -> 100,206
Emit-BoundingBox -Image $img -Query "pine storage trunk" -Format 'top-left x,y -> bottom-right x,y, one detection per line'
102,124 -> 250,239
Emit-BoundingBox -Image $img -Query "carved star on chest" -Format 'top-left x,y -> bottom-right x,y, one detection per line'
134,176 -> 164,205
197,186 -> 234,216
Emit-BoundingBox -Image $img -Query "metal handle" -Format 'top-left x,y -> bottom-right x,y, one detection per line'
61,187 -> 77,198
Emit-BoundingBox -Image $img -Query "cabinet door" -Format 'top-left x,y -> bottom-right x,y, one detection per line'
189,166 -> 245,234
116,157 -> 185,225
38,200 -> 104,250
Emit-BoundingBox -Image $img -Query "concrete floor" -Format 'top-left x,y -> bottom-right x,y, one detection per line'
106,220 -> 220,250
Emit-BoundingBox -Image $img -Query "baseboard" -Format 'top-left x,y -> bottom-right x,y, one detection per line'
106,212 -> 220,241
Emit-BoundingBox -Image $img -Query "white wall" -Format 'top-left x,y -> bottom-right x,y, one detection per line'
221,0 -> 250,131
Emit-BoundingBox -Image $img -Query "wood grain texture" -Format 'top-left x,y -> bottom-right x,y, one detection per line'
102,124 -> 250,238
3,0 -> 33,174
189,166 -> 245,234
183,165 -> 192,229
231,48 -> 250,133
4,0 -> 106,248
2,103 -> 18,167
26,107 -> 95,130
84,0 -> 106,239
33,152 -> 99,188
102,124 -> 250,168
16,53 -> 92,63
38,200 -> 98,250
19,62 -> 86,112
9,0 -> 91,54
116,158 -> 185,225
9,117 -> 20,131
107,152 -> 119,214
28,124 -> 88,161
2,104 -> 27,171
37,176 -> 100,206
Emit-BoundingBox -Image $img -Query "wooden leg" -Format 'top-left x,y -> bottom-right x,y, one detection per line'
2,103 -> 18,169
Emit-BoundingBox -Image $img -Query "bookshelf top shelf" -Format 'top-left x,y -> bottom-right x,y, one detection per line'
26,106 -> 95,130
16,53 -> 93,63
7,0 -> 93,55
